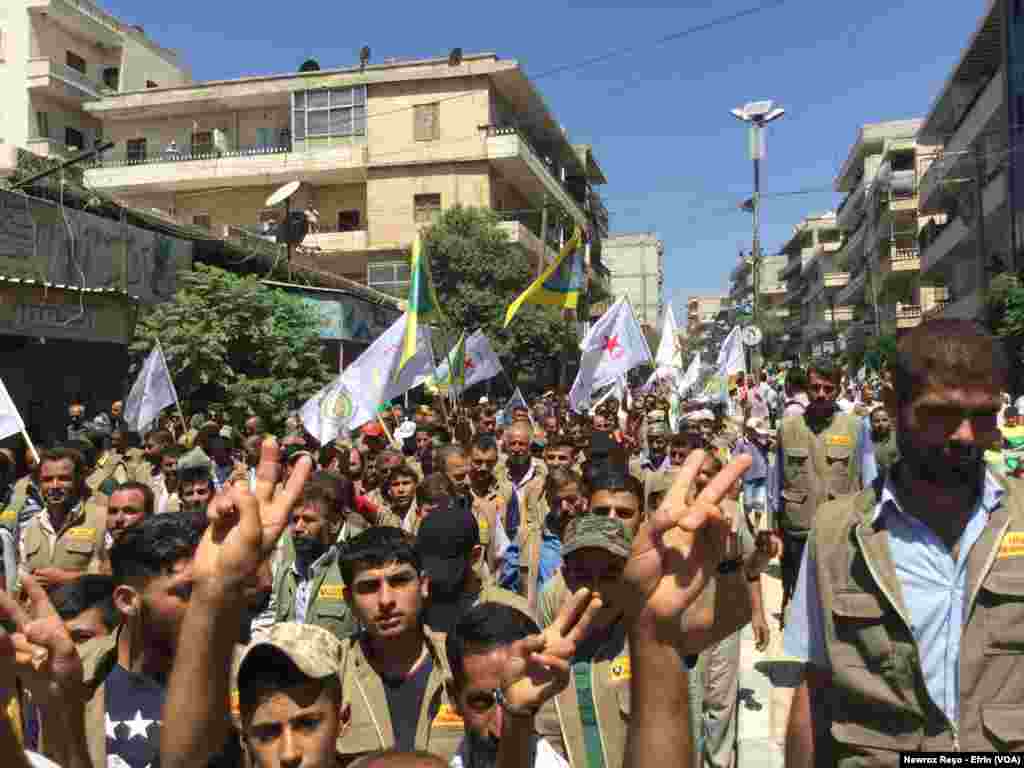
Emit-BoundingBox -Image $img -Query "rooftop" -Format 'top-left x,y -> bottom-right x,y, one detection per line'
835,119 -> 923,191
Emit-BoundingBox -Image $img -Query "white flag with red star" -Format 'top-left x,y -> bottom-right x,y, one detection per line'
569,296 -> 652,412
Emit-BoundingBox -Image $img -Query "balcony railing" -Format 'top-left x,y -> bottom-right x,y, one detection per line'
891,246 -> 920,263
486,125 -> 576,201
28,57 -> 113,98
96,142 -> 292,167
923,299 -> 951,320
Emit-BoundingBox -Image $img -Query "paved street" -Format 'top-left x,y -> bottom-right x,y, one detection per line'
737,568 -> 795,768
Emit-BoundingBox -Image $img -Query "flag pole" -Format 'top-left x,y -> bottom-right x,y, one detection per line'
426,330 -> 455,437
155,338 -> 188,437
20,429 -> 39,466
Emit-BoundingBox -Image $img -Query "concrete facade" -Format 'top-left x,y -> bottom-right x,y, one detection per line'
0,0 -> 189,157
602,232 -> 664,329
79,52 -> 608,296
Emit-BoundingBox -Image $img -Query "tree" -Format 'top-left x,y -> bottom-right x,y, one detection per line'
129,264 -> 332,432
422,206 -> 580,393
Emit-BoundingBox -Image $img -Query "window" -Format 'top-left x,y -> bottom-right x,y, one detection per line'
414,103 -> 440,142
337,210 -> 361,232
255,127 -> 274,148
66,51 -> 86,74
367,262 -> 411,297
191,131 -> 213,155
126,138 -> 147,162
193,214 -> 211,229
291,85 -> 366,140
35,112 -> 49,139
414,193 -> 441,224
146,80 -> 158,88
64,127 -> 84,151
102,67 -> 119,90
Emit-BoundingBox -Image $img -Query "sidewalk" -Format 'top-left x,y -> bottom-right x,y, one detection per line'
736,568 -> 796,768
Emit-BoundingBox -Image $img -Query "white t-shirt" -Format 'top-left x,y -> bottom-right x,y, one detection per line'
450,736 -> 569,768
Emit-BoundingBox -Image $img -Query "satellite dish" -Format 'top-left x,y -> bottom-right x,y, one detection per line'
265,180 -> 301,208
741,326 -> 763,347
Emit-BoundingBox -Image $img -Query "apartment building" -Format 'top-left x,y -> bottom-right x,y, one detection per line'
602,232 -> 664,329
830,119 -> 948,358
728,252 -> 787,321
686,294 -> 728,348
80,52 -> 608,296
776,212 -> 843,358
0,0 -> 189,158
917,0 -> 1012,323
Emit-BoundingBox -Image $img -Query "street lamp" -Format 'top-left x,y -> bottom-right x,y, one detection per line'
731,100 -> 785,366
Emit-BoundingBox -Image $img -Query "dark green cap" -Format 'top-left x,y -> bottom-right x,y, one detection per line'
562,514 -> 632,559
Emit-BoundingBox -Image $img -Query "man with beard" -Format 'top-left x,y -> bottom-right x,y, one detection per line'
265,484 -> 355,640
496,422 -> 548,607
785,319 -> 1024,765
20,447 -> 106,589
67,402 -> 90,443
176,448 -> 216,520
439,445 -> 473,508
105,482 -> 154,547
446,595 -> 602,768
869,405 -> 899,478
336,526 -> 465,762
774,359 -> 863,624
417,504 -> 528,637
469,435 -> 509,569
387,465 -> 421,533
415,425 -> 436,477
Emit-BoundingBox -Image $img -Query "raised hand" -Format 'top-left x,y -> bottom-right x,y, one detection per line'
195,437 -> 311,592
621,449 -> 751,638
501,588 -> 603,714
0,575 -> 85,705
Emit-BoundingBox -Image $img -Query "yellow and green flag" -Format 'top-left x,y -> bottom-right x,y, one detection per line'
503,226 -> 584,328
447,332 -> 467,389
397,234 -> 445,377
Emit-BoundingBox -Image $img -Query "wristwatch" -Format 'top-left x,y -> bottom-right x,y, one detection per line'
493,687 -> 539,718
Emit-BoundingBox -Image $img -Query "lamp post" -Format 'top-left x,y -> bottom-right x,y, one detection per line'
732,101 -> 785,368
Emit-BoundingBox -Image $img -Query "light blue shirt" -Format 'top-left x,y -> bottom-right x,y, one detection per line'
784,470 -> 1004,728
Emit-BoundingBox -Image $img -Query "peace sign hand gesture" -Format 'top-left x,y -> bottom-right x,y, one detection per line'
621,449 -> 751,641
500,588 -> 603,715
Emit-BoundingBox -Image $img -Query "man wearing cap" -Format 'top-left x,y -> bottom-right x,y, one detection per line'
734,417 -> 773,528
177,447 -> 216,517
417,500 -> 528,637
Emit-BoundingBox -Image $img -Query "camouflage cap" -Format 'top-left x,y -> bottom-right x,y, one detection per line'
236,622 -> 343,692
177,446 -> 213,476
562,514 -> 632,559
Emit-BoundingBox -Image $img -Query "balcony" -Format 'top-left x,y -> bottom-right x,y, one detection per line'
926,289 -> 983,322
497,220 -> 561,273
824,271 -> 850,289
27,57 -> 112,103
920,69 -> 1005,212
26,137 -> 65,159
85,142 -> 368,193
301,229 -> 369,253
879,245 -> 921,287
920,169 -> 1007,277
486,127 -> 587,229
895,304 -> 922,329
27,0 -> 122,49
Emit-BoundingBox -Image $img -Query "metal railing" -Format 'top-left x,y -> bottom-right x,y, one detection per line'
891,246 -> 920,263
97,142 -> 292,167
922,299 -> 951,320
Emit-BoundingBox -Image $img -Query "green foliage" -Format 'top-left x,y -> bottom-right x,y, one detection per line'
988,272 -> 1023,337
862,333 -> 898,373
130,263 -> 332,431
421,206 -> 579,391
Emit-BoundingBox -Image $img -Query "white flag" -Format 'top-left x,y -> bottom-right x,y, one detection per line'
124,345 -> 178,433
417,330 -> 504,394
677,352 -> 702,395
0,376 -> 26,442
654,305 -> 682,370
569,297 -> 652,412
301,313 -> 433,442
716,326 -> 746,378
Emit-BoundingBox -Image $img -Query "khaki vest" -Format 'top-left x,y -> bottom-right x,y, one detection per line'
811,475 -> 1024,763
470,479 -> 510,554
779,411 -> 862,535
536,624 -> 631,768
336,631 -> 463,762
86,451 -> 134,494
272,549 -> 356,641
22,499 -> 106,573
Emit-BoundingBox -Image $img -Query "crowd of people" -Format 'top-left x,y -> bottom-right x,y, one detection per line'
0,318 -> 1021,768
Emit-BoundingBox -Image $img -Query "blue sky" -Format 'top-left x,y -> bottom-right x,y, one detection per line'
102,0 -> 987,318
